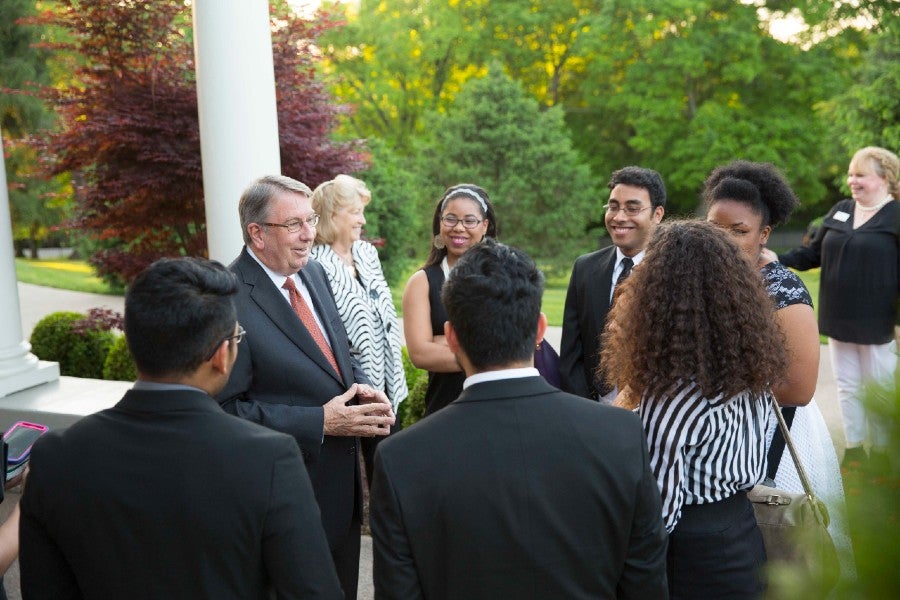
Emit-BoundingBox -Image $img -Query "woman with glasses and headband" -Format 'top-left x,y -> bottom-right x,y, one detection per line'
402,184 -> 498,415
310,175 -> 409,488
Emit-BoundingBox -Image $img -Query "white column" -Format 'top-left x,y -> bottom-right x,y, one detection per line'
193,0 -> 282,264
0,128 -> 59,398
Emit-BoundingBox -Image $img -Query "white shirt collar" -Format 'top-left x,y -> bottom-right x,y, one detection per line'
247,247 -> 297,289
615,247 -> 645,267
463,367 -> 540,389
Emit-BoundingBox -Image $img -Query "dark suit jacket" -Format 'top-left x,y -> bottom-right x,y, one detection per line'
560,246 -> 617,398
217,248 -> 371,548
370,376 -> 668,600
19,389 -> 342,600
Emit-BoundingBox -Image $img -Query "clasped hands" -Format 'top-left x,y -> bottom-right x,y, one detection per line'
323,383 -> 395,438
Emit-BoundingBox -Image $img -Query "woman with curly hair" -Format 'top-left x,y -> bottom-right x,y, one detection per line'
601,220 -> 786,599
705,160 -> 854,578
402,184 -> 499,415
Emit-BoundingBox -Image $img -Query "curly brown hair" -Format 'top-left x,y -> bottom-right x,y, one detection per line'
600,220 -> 786,405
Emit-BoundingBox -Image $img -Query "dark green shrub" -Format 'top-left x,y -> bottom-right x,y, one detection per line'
398,346 -> 428,428
103,334 -> 137,381
29,311 -> 83,365
29,310 -> 117,379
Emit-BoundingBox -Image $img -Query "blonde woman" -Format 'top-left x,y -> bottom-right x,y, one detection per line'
765,147 -> 899,472
311,175 -> 408,486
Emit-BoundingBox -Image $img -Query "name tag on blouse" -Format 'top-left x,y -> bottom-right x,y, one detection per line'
833,211 -> 850,222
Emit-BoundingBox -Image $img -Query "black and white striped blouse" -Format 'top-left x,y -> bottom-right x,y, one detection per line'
640,379 -> 773,533
311,241 -> 409,410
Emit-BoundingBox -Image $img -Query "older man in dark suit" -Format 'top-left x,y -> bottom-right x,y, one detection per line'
20,257 -> 342,599
217,175 -> 394,600
560,166 -> 666,402
370,240 -> 668,599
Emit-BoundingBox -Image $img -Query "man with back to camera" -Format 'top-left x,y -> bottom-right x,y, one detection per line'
216,174 -> 395,600
560,166 -> 666,402
19,257 -> 343,599
369,240 -> 668,599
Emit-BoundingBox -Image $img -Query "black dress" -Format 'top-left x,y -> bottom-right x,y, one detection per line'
422,264 -> 466,415
761,262 -> 813,480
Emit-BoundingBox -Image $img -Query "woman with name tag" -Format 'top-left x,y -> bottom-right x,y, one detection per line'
765,147 -> 899,473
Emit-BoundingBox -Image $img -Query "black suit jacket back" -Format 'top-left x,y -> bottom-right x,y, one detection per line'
370,377 -> 668,600
19,389 -> 342,599
217,249 -> 371,548
560,246 -> 617,398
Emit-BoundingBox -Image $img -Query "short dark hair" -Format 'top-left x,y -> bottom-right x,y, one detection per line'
424,183 -> 499,267
608,166 -> 667,208
702,160 -> 799,228
442,240 -> 544,370
125,257 -> 239,378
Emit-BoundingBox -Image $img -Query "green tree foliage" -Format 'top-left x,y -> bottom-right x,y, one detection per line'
355,138 -> 428,285
320,0 -> 487,151
1,0 -> 71,257
418,67 -> 598,268
572,0 -> 850,216
324,0 -> 869,226
824,31 -> 899,166
22,0 -> 364,284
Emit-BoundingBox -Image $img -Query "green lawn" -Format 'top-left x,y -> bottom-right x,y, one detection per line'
14,258 -> 123,295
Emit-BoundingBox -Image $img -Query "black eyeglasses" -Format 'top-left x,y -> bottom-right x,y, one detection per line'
440,215 -> 483,229
206,325 -> 246,360
262,214 -> 320,232
603,203 -> 652,217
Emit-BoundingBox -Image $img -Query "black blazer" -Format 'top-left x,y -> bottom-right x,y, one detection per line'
19,389 -> 342,600
560,246 -> 617,398
370,376 -> 668,600
217,248 -> 371,548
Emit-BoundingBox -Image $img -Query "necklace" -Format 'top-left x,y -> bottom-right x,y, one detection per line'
856,195 -> 893,213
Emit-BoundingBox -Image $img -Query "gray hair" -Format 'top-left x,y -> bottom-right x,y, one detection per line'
238,175 -> 313,245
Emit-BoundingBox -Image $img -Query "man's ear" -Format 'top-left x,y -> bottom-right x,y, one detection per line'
653,206 -> 665,224
208,341 -> 230,375
535,312 -> 548,346
445,321 -> 461,355
247,223 -> 265,249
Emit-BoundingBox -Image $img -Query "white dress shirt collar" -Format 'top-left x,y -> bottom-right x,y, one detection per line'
463,367 -> 540,389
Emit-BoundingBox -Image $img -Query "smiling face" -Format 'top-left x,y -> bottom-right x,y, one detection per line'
333,199 -> 366,245
847,156 -> 888,206
706,199 -> 770,264
604,184 -> 664,257
440,197 -> 489,264
249,190 -> 316,276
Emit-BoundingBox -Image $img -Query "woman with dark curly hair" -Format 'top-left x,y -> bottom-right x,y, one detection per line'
705,160 -> 854,578
402,184 -> 499,415
601,220 -> 786,599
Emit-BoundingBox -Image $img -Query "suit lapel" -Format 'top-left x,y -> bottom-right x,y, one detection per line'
238,250 -> 344,385
589,247 -> 617,316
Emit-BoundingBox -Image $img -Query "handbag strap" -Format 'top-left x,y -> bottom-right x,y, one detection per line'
768,395 -> 830,526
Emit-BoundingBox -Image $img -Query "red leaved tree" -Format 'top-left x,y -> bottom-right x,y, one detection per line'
25,0 -> 365,284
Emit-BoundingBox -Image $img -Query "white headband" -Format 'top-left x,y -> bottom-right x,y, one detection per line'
441,188 -> 488,215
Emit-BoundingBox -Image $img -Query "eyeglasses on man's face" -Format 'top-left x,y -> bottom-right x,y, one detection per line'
440,215 -> 483,229
206,325 -> 246,360
262,214 -> 320,232
603,202 -> 652,217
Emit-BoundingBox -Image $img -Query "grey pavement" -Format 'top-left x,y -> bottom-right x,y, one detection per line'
5,284 -> 847,600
